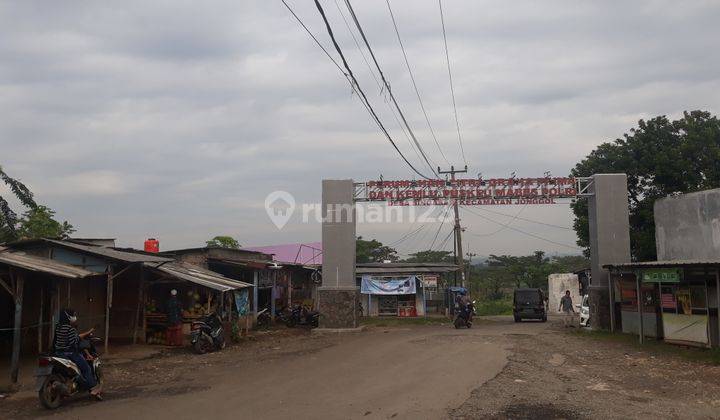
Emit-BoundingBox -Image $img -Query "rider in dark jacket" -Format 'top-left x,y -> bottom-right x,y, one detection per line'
52,309 -> 99,396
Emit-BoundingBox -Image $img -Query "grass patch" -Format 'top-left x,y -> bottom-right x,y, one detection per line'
570,329 -> 720,365
474,299 -> 513,316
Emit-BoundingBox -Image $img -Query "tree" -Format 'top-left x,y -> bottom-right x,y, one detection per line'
206,236 -> 240,249
0,165 -> 38,241
552,255 -> 590,272
17,205 -> 75,240
356,236 -> 398,263
571,111 -> 720,260
403,250 -> 455,263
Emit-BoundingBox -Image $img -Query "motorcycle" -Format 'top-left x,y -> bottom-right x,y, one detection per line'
190,312 -> 225,354
285,304 -> 319,328
36,334 -> 103,409
454,301 -> 476,329
256,308 -> 271,330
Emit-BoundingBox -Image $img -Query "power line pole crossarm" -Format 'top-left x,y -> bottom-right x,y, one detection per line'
438,165 -> 468,287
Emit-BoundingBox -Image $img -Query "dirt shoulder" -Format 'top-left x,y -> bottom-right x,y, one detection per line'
0,328 -> 336,419
450,322 -> 720,419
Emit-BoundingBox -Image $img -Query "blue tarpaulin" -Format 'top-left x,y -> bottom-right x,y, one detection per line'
360,275 -> 417,295
234,289 -> 250,315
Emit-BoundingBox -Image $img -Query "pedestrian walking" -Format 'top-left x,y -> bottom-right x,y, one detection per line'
558,290 -> 575,327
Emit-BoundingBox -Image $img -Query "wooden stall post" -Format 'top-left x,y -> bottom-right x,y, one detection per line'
38,286 -> 44,353
10,270 -> 24,384
105,266 -> 113,355
49,283 -> 59,347
287,273 -> 292,308
133,265 -> 144,344
609,272 -> 616,333
253,271 -> 258,322
716,268 -> 720,349
636,270 -> 644,344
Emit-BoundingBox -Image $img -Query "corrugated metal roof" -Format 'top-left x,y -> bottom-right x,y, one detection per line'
144,262 -> 253,292
0,251 -> 97,279
209,258 -> 273,269
43,239 -> 173,263
604,260 -> 720,269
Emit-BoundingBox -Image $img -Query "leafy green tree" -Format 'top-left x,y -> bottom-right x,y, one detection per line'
17,205 -> 75,239
403,250 -> 455,263
0,165 -> 38,241
206,235 -> 240,249
356,236 -> 398,263
551,255 -> 590,272
571,110 -> 720,260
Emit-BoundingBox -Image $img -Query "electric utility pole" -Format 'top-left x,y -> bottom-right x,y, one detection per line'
438,165 -> 467,287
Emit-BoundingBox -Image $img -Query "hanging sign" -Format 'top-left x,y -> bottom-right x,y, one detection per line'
421,275 -> 438,291
640,268 -> 682,284
360,275 -> 417,295
355,177 -> 576,206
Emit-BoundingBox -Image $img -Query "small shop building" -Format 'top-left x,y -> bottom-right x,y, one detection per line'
605,261 -> 719,348
356,263 -> 459,317
162,246 -> 319,320
3,239 -> 254,347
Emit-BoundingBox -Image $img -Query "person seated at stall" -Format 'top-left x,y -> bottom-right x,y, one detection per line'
165,289 -> 184,346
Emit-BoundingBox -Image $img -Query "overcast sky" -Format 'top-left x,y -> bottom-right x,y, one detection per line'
1,1 -> 719,257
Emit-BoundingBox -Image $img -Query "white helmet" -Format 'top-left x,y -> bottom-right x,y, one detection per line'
170,289 -> 177,296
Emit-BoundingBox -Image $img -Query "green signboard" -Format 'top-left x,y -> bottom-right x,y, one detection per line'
639,268 -> 682,283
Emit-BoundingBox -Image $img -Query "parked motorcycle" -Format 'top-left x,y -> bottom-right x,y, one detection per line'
36,334 -> 103,409
190,312 -> 225,354
256,308 -> 271,330
453,301 -> 476,329
285,304 -> 319,328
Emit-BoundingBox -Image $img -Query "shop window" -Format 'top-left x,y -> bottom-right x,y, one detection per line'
661,286 -> 677,314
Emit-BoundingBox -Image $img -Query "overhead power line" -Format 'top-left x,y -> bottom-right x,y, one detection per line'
286,0 -> 433,179
471,204 -> 527,237
343,0 -> 440,178
385,0 -> 450,167
332,0 -> 428,171
437,227 -> 455,250
461,205 -> 581,250
472,205 -> 573,230
438,0 -> 467,167
387,224 -> 426,247
429,204 -> 452,250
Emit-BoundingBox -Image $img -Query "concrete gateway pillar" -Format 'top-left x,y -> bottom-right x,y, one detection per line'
318,180 -> 360,329
587,173 -> 631,330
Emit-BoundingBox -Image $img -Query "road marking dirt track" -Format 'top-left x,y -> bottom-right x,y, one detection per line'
24,323 -> 520,420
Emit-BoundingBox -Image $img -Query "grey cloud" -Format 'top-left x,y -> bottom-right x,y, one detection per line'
0,0 -> 718,254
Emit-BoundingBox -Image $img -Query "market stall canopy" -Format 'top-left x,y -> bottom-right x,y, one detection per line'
0,251 -> 97,279
356,262 -> 459,275
144,262 -> 253,292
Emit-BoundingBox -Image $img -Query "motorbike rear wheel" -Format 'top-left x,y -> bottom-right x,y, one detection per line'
453,317 -> 463,329
285,317 -> 296,328
38,374 -> 63,410
193,335 -> 213,354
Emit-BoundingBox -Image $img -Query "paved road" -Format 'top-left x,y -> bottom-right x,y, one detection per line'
19,318 -> 548,420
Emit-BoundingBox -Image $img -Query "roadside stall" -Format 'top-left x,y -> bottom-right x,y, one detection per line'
361,275 -> 420,317
142,262 -> 253,345
606,261 -> 719,348
356,263 -> 459,317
